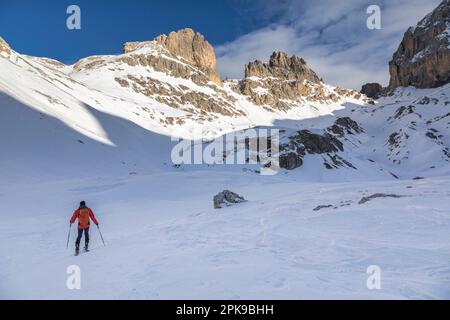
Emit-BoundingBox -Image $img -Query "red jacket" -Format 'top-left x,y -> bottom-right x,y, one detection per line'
70,207 -> 99,229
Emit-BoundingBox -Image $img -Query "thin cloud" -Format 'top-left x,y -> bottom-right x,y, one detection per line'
217,0 -> 441,89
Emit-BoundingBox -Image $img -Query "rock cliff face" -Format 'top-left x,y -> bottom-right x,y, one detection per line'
279,117 -> 364,170
155,29 -> 221,84
125,28 -> 221,85
388,0 -> 450,91
235,51 -> 363,110
244,51 -> 321,83
0,37 -> 11,58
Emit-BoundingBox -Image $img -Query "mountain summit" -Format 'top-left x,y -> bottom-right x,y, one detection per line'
236,51 -> 352,111
124,28 -> 221,85
388,0 -> 450,90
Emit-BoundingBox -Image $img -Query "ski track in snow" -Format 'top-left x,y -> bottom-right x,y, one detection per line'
0,172 -> 449,299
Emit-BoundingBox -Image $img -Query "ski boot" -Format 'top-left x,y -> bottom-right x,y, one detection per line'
75,240 -> 80,256
84,241 -> 89,252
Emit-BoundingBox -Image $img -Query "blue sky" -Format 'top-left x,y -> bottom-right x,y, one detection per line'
0,0 -> 441,89
0,0 -> 248,63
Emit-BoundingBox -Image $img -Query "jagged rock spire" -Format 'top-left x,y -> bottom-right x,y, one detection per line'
244,51 -> 320,83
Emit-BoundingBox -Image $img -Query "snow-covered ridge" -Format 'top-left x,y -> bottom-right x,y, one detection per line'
0,31 -> 449,182
0,35 -> 369,142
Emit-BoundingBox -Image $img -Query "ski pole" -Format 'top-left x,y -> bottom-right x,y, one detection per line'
97,225 -> 106,246
66,224 -> 72,249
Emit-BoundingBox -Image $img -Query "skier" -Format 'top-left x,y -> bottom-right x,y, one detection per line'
70,201 -> 99,253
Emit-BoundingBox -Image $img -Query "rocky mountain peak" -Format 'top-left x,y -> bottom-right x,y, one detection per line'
123,28 -> 222,85
245,51 -> 320,83
388,0 -> 450,91
235,52 -> 364,111
0,36 -> 12,57
154,28 -> 221,85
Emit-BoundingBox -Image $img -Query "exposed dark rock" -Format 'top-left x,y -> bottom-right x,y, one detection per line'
328,154 -> 357,170
294,130 -> 344,154
279,152 -> 303,170
327,117 -> 364,136
361,83 -> 383,99
392,105 -> 416,120
426,131 -> 438,139
388,131 -> 402,147
213,190 -> 247,209
313,204 -> 333,211
416,96 -> 439,105
358,193 -> 405,205
276,126 -> 363,170
278,127 -> 361,170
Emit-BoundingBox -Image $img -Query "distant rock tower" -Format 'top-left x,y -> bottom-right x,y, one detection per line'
388,0 -> 450,91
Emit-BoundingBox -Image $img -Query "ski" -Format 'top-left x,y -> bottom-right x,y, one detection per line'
74,248 -> 90,256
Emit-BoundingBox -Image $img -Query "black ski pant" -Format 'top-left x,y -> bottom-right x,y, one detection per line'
76,227 -> 89,246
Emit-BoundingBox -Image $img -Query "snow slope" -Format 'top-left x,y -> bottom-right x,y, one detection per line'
272,84 -> 450,180
1,172 -> 449,299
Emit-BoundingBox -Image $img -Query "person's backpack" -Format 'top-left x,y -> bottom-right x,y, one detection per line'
78,208 -> 90,228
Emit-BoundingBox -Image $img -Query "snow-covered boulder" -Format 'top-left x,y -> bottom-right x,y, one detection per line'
213,190 -> 246,209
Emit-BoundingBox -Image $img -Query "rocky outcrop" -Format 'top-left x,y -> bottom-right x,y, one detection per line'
123,29 -> 221,86
245,51 -> 321,83
279,129 -> 345,170
115,74 -> 241,118
155,28 -> 221,85
236,51 -> 365,110
213,190 -> 246,209
123,29 -> 222,85
291,130 -> 344,154
279,152 -> 303,170
279,117 -> 364,170
388,0 -> 450,91
0,37 -> 11,57
327,117 -> 364,137
123,41 -> 152,54
358,193 -> 405,205
361,83 -> 383,99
